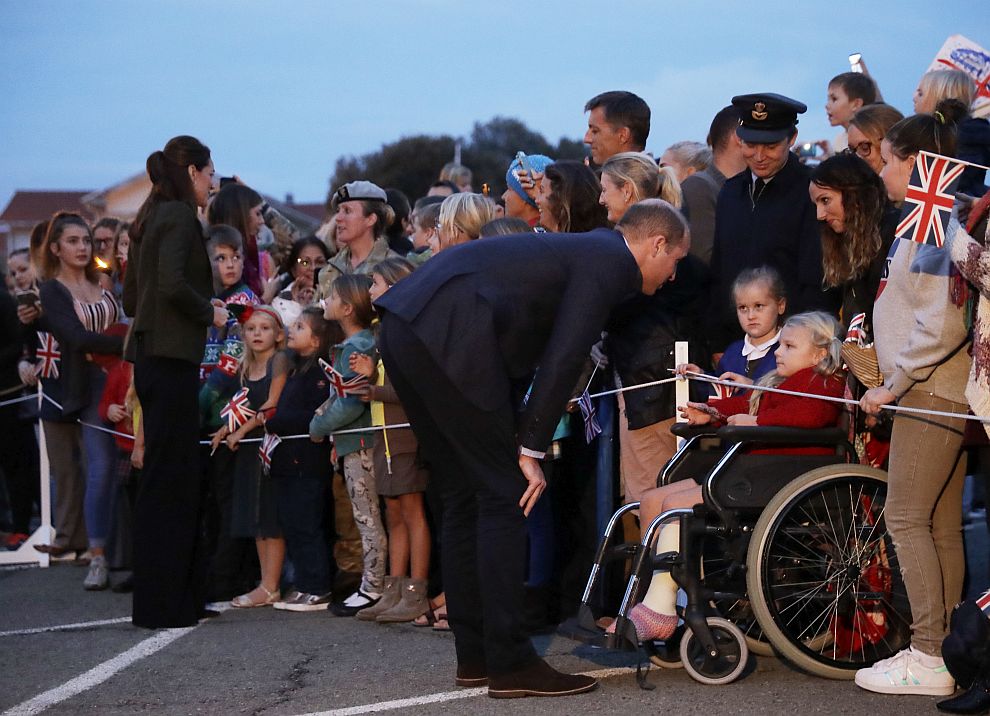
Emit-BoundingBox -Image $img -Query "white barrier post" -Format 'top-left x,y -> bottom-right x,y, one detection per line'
0,383 -> 52,567
674,341 -> 689,449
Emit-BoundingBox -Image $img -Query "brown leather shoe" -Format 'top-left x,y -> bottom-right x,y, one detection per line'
455,663 -> 488,687
488,658 -> 598,699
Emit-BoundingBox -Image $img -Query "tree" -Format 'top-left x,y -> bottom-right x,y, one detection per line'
327,117 -> 584,206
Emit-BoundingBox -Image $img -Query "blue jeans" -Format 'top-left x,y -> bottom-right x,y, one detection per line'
275,467 -> 331,595
81,368 -> 116,550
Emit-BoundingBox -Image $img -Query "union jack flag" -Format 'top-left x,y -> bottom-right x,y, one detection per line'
319,358 -> 369,398
844,312 -> 867,345
259,431 -> 281,473
709,381 -> 737,400
220,388 -> 256,433
35,332 -> 61,379
576,390 -> 602,444
895,151 -> 965,248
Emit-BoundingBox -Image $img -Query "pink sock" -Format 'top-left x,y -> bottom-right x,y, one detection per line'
607,604 -> 678,641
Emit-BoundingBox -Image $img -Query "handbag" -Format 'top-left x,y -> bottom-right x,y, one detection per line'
841,342 -> 883,389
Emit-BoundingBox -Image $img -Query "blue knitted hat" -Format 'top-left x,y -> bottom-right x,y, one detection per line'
505,154 -> 555,208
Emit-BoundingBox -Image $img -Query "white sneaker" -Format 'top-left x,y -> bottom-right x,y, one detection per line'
274,591 -> 332,612
854,647 -> 955,696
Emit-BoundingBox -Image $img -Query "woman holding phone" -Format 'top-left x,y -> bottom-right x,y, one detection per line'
124,135 -> 228,628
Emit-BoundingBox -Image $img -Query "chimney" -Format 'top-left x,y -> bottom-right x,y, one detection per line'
285,193 -> 294,205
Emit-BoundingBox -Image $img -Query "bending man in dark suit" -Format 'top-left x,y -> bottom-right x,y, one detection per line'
375,199 -> 690,698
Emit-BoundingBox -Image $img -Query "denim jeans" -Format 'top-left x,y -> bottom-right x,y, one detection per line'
81,368 -> 116,549
275,466 -> 331,595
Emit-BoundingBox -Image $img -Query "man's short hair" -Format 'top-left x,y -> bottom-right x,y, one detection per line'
584,91 -> 651,149
207,224 -> 243,253
616,199 -> 688,247
413,194 -> 445,212
707,105 -> 742,152
829,72 -> 878,105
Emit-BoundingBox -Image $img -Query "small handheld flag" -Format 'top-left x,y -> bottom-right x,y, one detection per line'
220,388 -> 256,433
35,332 -> 61,379
895,151 -> 964,248
259,431 -> 281,474
709,382 -> 737,400
576,390 -> 602,444
845,312 -> 867,346
319,358 -> 370,398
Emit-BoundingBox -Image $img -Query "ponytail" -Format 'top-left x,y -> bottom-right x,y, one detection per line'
131,135 -> 210,242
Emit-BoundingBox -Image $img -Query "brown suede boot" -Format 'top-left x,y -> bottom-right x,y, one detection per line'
355,576 -> 400,622
376,577 -> 428,623
488,658 -> 598,699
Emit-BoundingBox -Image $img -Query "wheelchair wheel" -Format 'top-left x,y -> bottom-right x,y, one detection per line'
746,465 -> 911,680
679,617 -> 748,685
645,627 -> 684,668
701,528 -> 775,657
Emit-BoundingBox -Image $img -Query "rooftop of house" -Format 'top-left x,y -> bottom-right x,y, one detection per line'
0,190 -> 96,224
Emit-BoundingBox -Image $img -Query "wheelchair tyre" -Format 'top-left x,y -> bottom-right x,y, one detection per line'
645,627 -> 684,668
746,465 -> 911,680
679,617 -> 749,685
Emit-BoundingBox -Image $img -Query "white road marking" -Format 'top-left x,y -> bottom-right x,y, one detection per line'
2,627 -> 195,716
294,667 -> 636,716
0,617 -> 132,637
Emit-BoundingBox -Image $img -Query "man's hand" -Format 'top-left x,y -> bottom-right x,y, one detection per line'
517,453 -> 546,517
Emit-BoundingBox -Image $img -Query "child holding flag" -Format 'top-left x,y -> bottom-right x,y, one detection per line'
310,274 -> 383,616
347,258 -> 431,624
268,307 -> 336,611
221,306 -> 289,608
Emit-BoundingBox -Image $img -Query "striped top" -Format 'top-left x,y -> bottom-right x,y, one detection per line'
73,289 -> 119,333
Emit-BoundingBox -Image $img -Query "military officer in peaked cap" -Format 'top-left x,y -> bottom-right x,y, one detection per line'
706,92 -> 839,354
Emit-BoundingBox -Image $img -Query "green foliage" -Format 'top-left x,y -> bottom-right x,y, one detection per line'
327,117 -> 584,207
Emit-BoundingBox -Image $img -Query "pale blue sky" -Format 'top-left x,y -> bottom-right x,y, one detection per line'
0,1 -> 980,209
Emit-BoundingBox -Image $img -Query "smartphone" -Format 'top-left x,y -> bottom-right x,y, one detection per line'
514,151 -> 533,178
848,53 -> 864,73
15,290 -> 40,309
219,176 -> 236,188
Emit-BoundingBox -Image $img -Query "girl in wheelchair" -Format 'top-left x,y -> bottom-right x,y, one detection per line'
612,311 -> 846,641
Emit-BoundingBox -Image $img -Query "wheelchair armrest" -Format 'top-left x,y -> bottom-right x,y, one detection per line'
670,423 -> 719,440
715,425 -> 846,446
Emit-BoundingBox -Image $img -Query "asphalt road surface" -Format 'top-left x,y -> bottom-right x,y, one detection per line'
6,551 -> 984,716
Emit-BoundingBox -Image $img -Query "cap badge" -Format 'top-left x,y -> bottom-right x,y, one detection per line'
752,102 -> 768,121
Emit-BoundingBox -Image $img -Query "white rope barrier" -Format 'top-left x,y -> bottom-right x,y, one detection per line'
680,370 -> 990,424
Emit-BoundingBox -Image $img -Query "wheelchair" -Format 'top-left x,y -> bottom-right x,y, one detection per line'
567,422 -> 911,685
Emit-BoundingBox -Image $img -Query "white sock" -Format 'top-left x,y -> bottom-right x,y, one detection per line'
640,524 -> 679,616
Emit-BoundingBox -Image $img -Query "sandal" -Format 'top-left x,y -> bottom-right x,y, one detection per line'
432,608 -> 450,631
414,595 -> 446,627
231,585 -> 280,608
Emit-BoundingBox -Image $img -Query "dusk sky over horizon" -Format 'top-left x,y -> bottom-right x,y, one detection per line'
0,1 -> 982,213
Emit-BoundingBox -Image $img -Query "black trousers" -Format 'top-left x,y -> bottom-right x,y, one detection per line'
132,339 -> 206,628
0,404 -> 39,534
380,314 -> 537,674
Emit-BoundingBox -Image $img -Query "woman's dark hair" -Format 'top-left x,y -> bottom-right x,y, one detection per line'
810,153 -> 886,287
371,257 -> 415,286
885,99 -> 967,160
543,160 -> 609,232
283,235 -> 330,277
40,212 -> 99,283
384,188 -> 411,241
131,135 -> 210,242
479,217 -> 532,238
29,219 -> 50,268
208,184 -> 264,244
331,274 -> 374,328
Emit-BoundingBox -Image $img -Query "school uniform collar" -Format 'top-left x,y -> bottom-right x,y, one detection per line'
741,330 -> 780,360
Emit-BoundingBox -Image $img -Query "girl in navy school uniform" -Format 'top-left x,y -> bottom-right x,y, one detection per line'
266,306 -> 336,611
680,265 -> 787,394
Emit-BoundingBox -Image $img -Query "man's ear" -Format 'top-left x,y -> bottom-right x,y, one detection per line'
786,131 -> 799,149
652,234 -> 668,256
617,125 -> 632,147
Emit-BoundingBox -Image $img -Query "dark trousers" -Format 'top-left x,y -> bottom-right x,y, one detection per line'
0,405 -> 39,534
203,445 -> 256,600
132,343 -> 206,628
381,314 -> 537,675
274,466 -> 331,595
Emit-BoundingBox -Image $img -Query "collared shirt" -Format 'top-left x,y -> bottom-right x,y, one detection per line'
741,330 -> 781,361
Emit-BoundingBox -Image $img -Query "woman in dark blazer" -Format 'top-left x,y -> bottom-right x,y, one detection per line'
123,135 -> 228,628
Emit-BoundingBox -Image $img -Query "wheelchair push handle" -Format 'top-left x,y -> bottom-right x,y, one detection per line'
715,425 -> 847,446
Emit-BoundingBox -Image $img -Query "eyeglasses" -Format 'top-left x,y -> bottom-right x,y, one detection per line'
93,238 -> 112,249
295,258 -> 327,268
845,141 -> 875,159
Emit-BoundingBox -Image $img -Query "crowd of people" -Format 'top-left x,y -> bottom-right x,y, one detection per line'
2,63 -> 990,702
